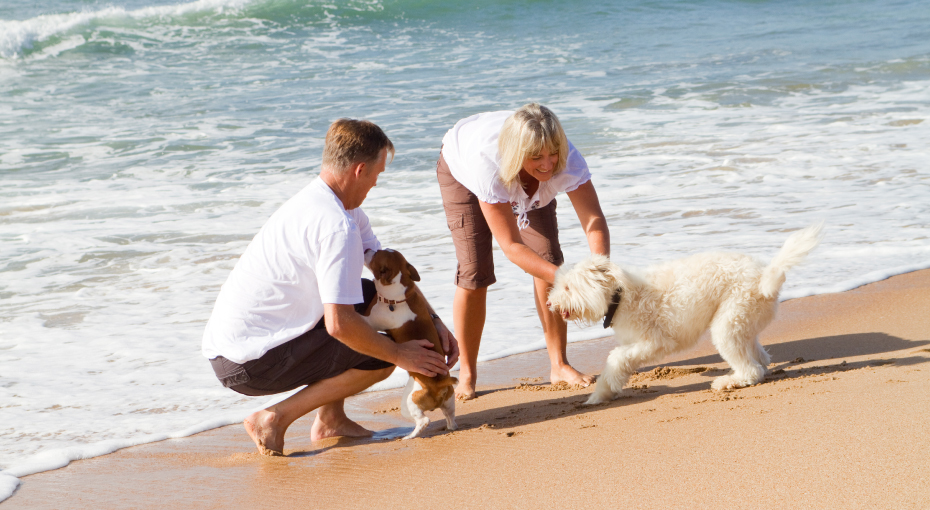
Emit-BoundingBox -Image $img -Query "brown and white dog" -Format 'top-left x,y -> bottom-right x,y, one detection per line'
363,249 -> 457,439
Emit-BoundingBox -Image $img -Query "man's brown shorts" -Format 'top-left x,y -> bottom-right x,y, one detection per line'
437,152 -> 564,290
209,279 -> 393,397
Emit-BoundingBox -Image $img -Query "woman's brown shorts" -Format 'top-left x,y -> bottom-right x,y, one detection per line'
437,152 -> 564,290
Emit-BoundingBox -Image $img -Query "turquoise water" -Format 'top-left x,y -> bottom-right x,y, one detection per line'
1,0 -> 929,498
4,0 -> 928,180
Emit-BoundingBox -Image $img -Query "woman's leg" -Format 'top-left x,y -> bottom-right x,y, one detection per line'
437,151 -> 495,399
453,285 -> 487,400
533,276 -> 594,386
524,199 -> 594,387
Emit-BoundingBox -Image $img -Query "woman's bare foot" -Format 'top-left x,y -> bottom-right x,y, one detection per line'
454,381 -> 477,401
310,405 -> 373,442
244,410 -> 285,456
454,371 -> 477,400
551,364 -> 595,387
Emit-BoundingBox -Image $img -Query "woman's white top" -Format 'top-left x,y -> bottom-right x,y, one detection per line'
441,110 -> 591,229
202,178 -> 381,364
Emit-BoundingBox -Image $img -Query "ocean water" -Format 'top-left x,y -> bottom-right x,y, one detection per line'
1,0 -> 929,499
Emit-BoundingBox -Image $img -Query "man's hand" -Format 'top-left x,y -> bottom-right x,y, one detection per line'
394,340 -> 450,377
434,320 -> 460,368
325,303 -> 447,377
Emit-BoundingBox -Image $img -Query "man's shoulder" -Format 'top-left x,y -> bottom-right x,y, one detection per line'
270,179 -> 356,233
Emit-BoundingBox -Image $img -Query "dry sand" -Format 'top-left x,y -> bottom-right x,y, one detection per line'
6,270 -> 930,509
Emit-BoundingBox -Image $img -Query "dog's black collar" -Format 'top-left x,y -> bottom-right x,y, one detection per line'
603,288 -> 623,329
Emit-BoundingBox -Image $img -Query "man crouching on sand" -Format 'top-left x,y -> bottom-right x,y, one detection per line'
201,119 -> 459,456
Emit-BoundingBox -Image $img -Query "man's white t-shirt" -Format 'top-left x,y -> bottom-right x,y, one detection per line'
202,178 -> 381,364
440,110 -> 592,229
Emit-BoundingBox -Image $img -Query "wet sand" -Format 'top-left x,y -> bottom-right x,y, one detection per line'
6,270 -> 930,509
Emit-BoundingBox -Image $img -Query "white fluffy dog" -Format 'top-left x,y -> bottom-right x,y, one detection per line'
547,224 -> 823,405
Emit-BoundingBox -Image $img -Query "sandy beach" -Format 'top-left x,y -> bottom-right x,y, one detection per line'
6,269 -> 929,509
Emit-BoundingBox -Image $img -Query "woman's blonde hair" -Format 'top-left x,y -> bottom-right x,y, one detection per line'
497,103 -> 569,189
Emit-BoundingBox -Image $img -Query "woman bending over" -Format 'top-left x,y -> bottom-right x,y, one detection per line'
437,103 -> 610,399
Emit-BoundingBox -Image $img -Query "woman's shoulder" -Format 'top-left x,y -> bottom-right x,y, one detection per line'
549,142 -> 591,192
441,111 -> 515,188
564,140 -> 589,172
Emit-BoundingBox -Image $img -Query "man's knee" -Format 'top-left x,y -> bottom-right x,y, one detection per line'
373,366 -> 395,382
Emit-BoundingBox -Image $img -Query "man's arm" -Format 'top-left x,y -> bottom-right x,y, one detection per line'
324,303 -> 449,377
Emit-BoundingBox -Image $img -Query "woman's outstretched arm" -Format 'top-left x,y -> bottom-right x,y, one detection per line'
566,180 -> 610,257
478,200 -> 560,283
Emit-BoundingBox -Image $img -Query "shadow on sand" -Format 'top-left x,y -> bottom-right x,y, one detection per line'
284,334 -> 929,454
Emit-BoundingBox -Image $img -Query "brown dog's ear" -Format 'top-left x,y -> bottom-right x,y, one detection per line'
406,262 -> 421,282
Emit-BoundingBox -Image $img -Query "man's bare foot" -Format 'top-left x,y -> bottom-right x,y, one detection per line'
454,380 -> 477,401
310,412 -> 373,442
244,410 -> 285,456
551,364 -> 595,387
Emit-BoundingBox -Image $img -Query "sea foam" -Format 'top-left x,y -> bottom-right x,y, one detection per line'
0,0 -> 254,59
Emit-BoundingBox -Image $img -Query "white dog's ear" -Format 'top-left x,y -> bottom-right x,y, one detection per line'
547,254 -> 623,325
587,254 -> 611,269
587,254 -> 617,284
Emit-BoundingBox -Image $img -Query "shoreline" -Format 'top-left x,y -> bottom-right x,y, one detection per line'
3,268 -> 930,507
1,260 -> 928,490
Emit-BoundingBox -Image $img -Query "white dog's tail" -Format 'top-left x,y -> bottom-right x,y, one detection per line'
760,222 -> 824,298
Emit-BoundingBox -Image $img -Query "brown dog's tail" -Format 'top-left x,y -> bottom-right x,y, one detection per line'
401,376 -> 458,418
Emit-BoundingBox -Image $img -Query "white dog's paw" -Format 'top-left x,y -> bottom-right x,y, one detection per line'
711,375 -> 736,391
584,391 -> 614,406
712,374 -> 760,391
